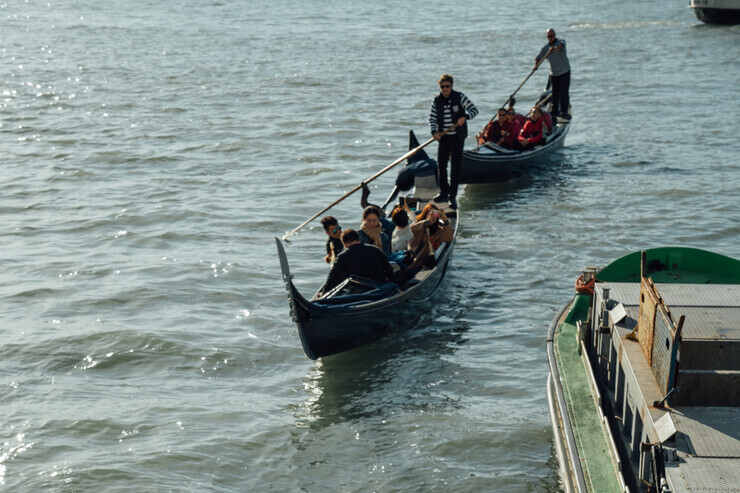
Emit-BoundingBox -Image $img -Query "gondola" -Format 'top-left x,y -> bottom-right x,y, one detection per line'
458,120 -> 570,183
459,89 -> 570,183
276,131 -> 459,360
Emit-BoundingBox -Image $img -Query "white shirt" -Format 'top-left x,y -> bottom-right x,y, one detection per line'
391,226 -> 413,252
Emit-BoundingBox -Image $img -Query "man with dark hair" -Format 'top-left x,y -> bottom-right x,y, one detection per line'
535,28 -> 571,122
477,107 -> 507,146
317,229 -> 395,296
429,73 -> 478,210
320,216 -> 343,263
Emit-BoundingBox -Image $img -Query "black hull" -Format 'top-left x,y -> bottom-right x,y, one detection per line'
287,246 -> 453,359
693,7 -> 740,24
459,123 -> 570,183
276,209 -> 458,360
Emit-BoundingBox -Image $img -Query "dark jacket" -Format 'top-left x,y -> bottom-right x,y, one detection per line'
429,90 -> 478,139
325,236 -> 344,261
358,229 -> 391,257
319,243 -> 395,295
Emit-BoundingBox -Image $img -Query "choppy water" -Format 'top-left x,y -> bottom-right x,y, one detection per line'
2,0 -> 739,491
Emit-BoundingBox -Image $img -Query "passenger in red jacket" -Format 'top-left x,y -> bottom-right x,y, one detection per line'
499,110 -> 523,149
518,107 -> 546,149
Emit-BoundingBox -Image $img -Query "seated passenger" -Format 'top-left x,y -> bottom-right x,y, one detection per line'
518,107 -> 546,149
414,203 -> 453,251
390,199 -> 413,253
317,229 -> 395,296
360,182 -> 395,237
321,216 -> 344,264
476,108 -> 507,146
358,206 -> 391,256
499,110 -> 523,150
404,203 -> 454,270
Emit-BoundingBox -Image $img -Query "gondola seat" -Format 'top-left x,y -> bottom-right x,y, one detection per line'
313,277 -> 400,307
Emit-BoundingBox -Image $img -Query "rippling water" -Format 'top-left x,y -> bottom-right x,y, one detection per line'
2,0 -> 739,491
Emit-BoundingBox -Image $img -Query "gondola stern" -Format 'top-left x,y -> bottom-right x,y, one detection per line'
275,237 -> 292,283
408,130 -> 430,164
275,236 -> 313,309
275,237 -> 320,359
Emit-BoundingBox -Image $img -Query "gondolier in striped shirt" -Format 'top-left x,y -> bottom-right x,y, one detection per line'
429,74 -> 478,210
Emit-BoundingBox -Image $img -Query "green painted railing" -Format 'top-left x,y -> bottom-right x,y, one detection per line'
596,247 -> 740,284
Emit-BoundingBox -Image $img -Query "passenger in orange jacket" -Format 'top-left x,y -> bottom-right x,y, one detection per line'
518,107 -> 546,149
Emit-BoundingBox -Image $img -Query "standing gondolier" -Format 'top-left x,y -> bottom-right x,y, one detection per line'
429,74 -> 477,210
535,28 -> 571,122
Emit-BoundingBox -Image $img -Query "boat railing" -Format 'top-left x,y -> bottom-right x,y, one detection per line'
546,298 -> 589,493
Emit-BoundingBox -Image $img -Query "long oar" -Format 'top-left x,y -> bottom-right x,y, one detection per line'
282,127 -> 455,241
476,47 -> 554,149
505,46 -> 552,108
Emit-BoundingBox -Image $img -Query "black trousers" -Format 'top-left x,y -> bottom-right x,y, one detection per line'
551,71 -> 570,117
437,133 -> 465,199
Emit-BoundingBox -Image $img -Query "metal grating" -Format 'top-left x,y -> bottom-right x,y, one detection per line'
598,283 -> 740,340
597,282 -> 740,308
668,306 -> 740,341
665,455 -> 740,492
651,309 -> 674,393
671,407 -> 740,457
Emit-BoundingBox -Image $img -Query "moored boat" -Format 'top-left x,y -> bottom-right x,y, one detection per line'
690,0 -> 740,24
547,247 -> 740,492
277,134 -> 459,360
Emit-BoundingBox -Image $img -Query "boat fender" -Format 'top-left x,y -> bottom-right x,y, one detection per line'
575,273 -> 595,295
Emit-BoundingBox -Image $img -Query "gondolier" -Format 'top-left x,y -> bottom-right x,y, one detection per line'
429,73 -> 478,210
535,29 -> 571,122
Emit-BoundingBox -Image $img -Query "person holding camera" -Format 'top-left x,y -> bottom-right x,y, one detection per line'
406,203 -> 453,270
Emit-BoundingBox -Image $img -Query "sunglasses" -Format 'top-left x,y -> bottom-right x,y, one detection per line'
331,226 -> 341,234
440,84 -> 451,89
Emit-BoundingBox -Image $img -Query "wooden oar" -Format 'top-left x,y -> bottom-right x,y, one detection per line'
475,47 -> 555,149
505,46 -> 553,108
282,127 -> 455,241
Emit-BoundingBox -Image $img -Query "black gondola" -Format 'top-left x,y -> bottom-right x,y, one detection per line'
459,120 -> 570,183
276,132 -> 459,359
459,89 -> 571,183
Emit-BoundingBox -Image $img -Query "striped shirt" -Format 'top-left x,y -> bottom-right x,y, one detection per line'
429,91 -> 478,136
